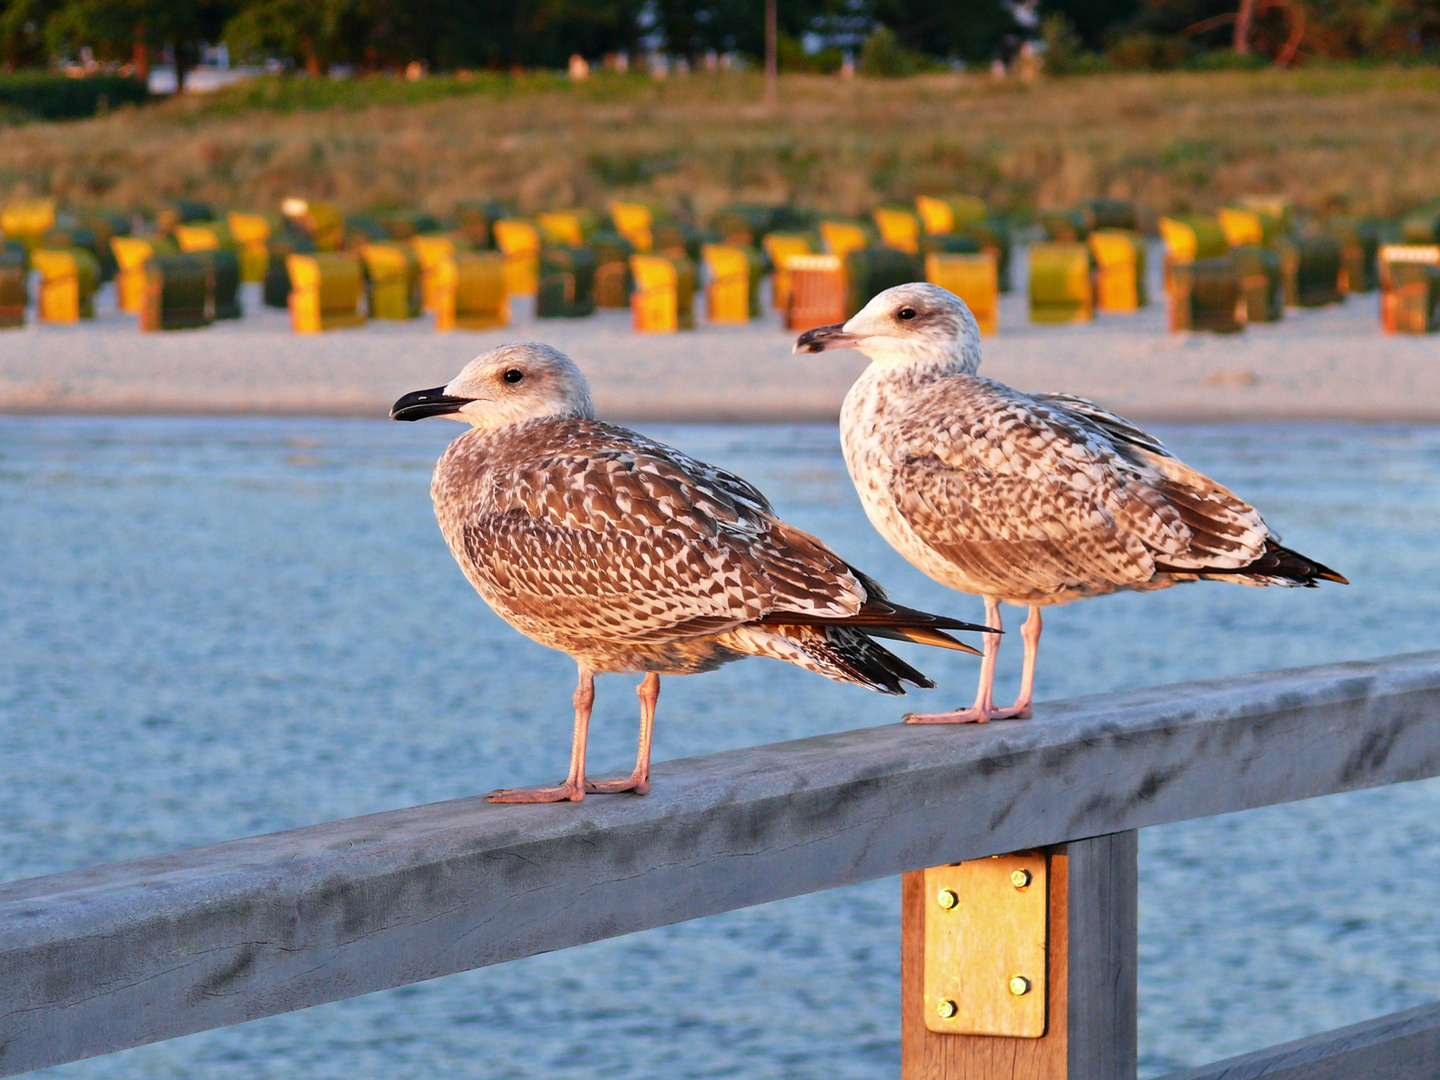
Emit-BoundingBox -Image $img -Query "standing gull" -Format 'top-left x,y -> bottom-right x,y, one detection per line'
391,343 -> 987,803
796,283 -> 1346,724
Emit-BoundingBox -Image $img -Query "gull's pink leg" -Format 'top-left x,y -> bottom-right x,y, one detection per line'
905,597 -> 1008,724
488,668 -> 593,803
1002,606 -> 1043,719
587,672 -> 658,795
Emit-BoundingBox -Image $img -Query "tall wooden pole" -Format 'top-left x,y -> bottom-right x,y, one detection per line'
1233,0 -> 1257,52
764,0 -> 777,106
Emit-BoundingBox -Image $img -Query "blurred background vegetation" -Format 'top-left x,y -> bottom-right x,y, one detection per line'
0,0 -> 1437,93
1,65 -> 1437,221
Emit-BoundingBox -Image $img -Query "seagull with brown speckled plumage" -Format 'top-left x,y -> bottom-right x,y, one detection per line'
796,283 -> 1347,725
391,343 -> 987,804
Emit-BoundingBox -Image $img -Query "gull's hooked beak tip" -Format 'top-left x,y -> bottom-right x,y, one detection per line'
792,323 -> 859,354
390,386 -> 472,422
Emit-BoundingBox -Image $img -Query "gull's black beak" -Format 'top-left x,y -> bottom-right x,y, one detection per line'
792,323 -> 860,354
390,387 -> 472,421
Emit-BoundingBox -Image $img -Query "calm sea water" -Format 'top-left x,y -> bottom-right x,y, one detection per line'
2,416 -> 1438,1078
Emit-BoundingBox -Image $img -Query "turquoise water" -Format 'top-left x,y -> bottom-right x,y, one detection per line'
2,417 -> 1438,1077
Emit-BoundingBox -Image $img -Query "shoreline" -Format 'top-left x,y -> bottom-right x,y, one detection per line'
3,283 -> 1438,425
6,403 -> 1440,425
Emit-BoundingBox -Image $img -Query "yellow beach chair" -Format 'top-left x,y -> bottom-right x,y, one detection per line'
915,195 -> 987,237
287,252 -> 365,333
1029,243 -> 1093,324
492,219 -> 541,296
282,198 -> 346,252
173,223 -> 227,253
536,211 -> 589,249
360,242 -> 421,319
411,235 -> 458,313
702,243 -> 762,322
630,254 -> 695,332
610,202 -> 654,253
1,198 -> 57,249
1217,208 -> 1265,250
1088,230 -> 1147,313
433,251 -> 509,331
819,221 -> 869,261
763,234 -> 812,313
873,207 -> 921,255
31,248 -> 99,323
227,212 -> 272,283
925,252 -> 998,334
112,236 -> 168,313
1159,215 -> 1227,267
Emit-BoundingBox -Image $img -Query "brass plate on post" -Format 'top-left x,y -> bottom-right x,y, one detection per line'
923,853 -> 1048,1037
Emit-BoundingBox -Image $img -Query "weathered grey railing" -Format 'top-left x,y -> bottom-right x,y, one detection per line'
3,651 -> 1439,1078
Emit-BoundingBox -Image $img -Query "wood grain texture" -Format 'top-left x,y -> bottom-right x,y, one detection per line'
1066,831 -> 1138,1079
1156,1000 -> 1440,1080
2,652 -> 1439,1075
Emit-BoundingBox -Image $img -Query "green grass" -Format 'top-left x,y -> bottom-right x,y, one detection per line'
189,71 -> 569,115
2,66 -> 1437,222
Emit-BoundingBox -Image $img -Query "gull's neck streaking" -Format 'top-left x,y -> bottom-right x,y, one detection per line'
859,338 -> 978,379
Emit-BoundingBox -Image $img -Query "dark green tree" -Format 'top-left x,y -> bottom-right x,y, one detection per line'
43,0 -> 236,85
1,0 -> 67,67
871,0 -> 1024,62
1037,0 -> 1142,49
223,0 -> 344,73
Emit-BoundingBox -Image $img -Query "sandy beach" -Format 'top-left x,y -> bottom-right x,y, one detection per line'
3,267 -> 1437,424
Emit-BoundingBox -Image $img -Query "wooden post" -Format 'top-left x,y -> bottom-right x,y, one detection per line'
902,832 -> 1138,1080
764,0 -> 777,106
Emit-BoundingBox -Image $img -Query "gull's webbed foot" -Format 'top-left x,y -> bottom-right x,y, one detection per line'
584,775 -> 651,796
903,704 -> 1032,724
487,783 -> 586,804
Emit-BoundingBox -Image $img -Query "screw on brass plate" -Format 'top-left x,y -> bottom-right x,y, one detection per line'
1009,975 -> 1032,996
937,999 -> 958,1019
1010,868 -> 1032,889
936,889 -> 959,910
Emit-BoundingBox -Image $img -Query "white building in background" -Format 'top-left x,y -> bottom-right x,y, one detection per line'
146,45 -> 264,94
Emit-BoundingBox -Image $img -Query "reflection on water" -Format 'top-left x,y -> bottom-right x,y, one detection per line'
2,417 -> 1438,1078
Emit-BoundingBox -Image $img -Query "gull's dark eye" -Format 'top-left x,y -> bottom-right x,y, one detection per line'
503,369 -> 525,383
897,307 -> 917,321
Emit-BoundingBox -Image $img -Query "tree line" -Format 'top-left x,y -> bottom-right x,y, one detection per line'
2,0 -> 1436,88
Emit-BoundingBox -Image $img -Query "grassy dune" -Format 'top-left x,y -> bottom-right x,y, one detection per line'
2,66 -> 1438,221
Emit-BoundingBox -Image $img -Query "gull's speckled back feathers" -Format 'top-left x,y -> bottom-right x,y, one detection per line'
433,416 -> 983,691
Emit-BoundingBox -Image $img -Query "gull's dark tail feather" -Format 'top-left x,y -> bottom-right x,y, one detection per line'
757,599 -> 989,655
749,589 -> 987,692
792,624 -> 937,695
1157,540 -> 1349,587
1253,541 -> 1349,585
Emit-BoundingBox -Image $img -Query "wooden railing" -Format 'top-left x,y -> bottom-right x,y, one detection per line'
3,651 -> 1439,1078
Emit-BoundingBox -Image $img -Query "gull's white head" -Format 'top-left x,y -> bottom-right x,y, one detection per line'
791,282 -> 981,375
390,343 -> 596,430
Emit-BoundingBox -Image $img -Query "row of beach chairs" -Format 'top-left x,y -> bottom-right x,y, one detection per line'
3,194 -> 1436,335
0,194 -> 1017,335
1018,196 -> 1439,334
